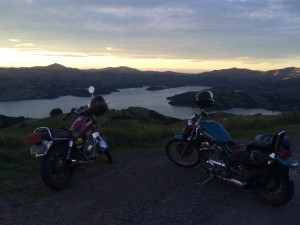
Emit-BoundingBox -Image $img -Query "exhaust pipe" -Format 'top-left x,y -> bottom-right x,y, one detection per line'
71,159 -> 93,166
216,175 -> 245,187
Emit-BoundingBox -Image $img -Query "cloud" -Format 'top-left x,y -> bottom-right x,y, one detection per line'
1,0 -> 300,68
105,47 -> 121,51
9,39 -> 21,42
15,43 -> 33,47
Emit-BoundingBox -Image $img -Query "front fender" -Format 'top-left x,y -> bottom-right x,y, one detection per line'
173,134 -> 184,141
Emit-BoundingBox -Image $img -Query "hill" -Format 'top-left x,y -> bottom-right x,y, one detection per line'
0,115 -> 26,128
167,88 -> 300,112
0,64 -> 300,111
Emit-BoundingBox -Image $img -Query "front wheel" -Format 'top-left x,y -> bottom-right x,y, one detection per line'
254,167 -> 294,206
165,139 -> 200,167
102,150 -> 113,164
40,144 -> 74,190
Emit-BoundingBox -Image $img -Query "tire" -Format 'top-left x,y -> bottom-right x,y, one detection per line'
254,167 -> 294,206
103,150 -> 113,164
95,134 -> 112,164
165,139 -> 200,167
40,144 -> 74,191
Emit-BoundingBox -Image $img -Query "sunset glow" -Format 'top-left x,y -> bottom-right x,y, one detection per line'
1,1 -> 300,72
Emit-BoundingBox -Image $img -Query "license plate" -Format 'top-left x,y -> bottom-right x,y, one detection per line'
30,145 -> 46,155
289,167 -> 298,181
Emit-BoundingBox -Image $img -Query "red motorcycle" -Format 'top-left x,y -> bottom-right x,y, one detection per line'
28,86 -> 112,190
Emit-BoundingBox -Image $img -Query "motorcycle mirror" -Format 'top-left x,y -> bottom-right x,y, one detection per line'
88,86 -> 95,94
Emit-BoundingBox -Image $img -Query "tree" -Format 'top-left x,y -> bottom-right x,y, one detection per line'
50,108 -> 63,117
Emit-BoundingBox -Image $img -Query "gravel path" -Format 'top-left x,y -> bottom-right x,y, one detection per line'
1,135 -> 299,225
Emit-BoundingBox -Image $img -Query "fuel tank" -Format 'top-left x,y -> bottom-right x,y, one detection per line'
202,120 -> 231,143
70,116 -> 93,134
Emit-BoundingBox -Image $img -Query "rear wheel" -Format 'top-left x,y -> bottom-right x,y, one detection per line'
165,139 -> 200,167
254,167 -> 294,206
40,144 -> 74,190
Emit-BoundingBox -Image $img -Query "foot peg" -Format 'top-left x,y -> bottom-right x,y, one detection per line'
198,174 -> 215,186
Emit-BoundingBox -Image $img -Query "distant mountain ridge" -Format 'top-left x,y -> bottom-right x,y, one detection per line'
0,64 -> 300,104
4,63 -> 300,79
266,67 -> 300,79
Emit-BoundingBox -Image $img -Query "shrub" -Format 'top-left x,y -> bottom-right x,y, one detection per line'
49,108 -> 63,117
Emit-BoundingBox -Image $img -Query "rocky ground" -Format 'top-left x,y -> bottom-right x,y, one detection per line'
1,135 -> 299,225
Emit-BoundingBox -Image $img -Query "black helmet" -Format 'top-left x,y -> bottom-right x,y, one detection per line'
89,96 -> 108,116
195,90 -> 214,108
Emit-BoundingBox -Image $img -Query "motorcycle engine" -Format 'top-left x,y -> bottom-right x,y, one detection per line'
201,142 -> 227,175
83,131 -> 96,160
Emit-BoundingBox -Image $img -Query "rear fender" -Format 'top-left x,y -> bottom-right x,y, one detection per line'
273,157 -> 299,179
274,157 -> 298,167
31,140 -> 53,157
31,138 -> 69,157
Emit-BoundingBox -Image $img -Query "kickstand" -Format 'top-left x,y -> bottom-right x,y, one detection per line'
197,174 -> 215,186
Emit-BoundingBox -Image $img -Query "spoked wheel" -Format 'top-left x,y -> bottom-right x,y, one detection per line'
165,139 -> 200,167
40,144 -> 74,190
254,168 -> 294,206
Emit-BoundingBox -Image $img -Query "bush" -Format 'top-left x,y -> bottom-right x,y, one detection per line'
49,108 -> 63,117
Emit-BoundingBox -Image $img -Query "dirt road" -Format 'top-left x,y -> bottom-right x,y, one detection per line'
1,135 -> 300,225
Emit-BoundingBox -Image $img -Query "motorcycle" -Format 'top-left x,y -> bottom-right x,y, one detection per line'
165,90 -> 299,206
28,86 -> 112,190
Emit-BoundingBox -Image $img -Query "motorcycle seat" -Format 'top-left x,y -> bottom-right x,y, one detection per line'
247,131 -> 286,154
50,128 -> 72,139
226,141 -> 247,153
247,142 -> 272,153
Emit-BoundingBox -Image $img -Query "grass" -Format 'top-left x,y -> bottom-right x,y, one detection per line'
212,111 -> 300,139
0,107 -> 300,195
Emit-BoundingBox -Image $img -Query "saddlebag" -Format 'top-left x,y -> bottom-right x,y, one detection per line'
226,141 -> 271,166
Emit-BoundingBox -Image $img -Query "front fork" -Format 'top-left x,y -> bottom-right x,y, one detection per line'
67,139 -> 74,160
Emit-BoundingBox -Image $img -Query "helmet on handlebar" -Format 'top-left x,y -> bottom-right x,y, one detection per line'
89,96 -> 108,116
195,90 -> 214,108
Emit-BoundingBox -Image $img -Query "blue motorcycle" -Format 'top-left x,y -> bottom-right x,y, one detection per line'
165,90 -> 298,206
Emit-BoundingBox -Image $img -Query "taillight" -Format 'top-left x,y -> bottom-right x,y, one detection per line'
28,133 -> 42,145
278,146 -> 292,159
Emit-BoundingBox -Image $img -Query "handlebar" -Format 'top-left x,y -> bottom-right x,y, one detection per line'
62,106 -> 89,120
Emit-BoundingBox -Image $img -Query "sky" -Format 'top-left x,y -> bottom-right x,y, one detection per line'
0,0 -> 300,72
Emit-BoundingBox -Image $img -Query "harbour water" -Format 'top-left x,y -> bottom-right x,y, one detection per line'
0,86 -> 279,119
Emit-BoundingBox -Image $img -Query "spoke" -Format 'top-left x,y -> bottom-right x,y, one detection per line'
179,144 -> 188,159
